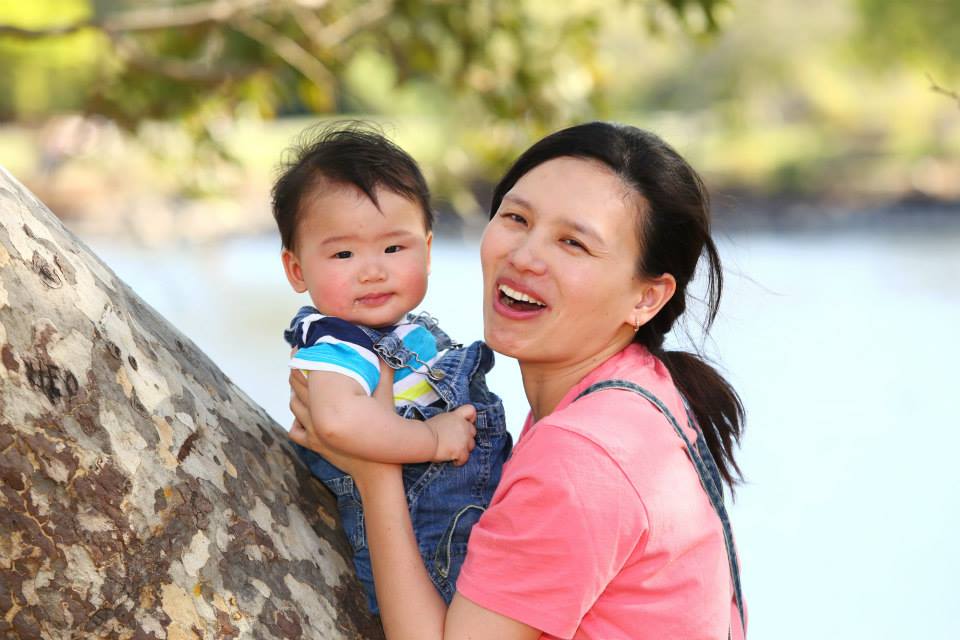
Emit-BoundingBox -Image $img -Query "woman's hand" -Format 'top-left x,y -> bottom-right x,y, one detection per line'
288,362 -> 400,488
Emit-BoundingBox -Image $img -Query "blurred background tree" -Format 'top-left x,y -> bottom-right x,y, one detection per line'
0,1 -> 728,124
0,0 -> 729,224
0,0 -> 957,240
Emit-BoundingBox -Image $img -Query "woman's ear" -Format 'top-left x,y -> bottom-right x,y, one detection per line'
281,249 -> 308,293
630,273 -> 677,330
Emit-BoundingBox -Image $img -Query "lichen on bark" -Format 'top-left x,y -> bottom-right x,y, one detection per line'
0,167 -> 383,639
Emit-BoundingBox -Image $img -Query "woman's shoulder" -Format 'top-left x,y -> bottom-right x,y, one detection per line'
554,346 -> 686,435
536,345 -> 696,485
545,388 -> 673,459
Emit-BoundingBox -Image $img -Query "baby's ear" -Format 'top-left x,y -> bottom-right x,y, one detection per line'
281,249 -> 308,293
425,231 -> 433,275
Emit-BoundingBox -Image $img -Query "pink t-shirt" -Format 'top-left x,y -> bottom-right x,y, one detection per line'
456,344 -> 745,639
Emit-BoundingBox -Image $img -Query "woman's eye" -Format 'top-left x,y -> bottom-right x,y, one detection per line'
333,251 -> 353,259
562,238 -> 586,251
384,245 -> 402,254
501,212 -> 526,225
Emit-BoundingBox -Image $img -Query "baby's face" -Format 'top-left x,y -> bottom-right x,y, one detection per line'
283,183 -> 431,328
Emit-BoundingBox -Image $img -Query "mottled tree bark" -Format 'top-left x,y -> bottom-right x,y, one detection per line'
0,168 -> 384,640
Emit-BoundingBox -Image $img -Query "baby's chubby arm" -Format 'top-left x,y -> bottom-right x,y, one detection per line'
306,365 -> 476,465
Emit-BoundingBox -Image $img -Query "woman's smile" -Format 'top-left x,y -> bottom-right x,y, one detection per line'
493,279 -> 548,318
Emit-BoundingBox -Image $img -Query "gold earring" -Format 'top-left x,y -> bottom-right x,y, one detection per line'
633,318 -> 640,332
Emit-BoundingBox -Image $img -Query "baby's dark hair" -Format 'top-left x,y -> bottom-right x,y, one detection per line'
272,122 -> 433,250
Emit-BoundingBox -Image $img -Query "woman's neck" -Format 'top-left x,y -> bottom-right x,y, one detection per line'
520,338 -> 633,422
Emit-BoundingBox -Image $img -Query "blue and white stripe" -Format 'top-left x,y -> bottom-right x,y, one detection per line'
285,307 -> 444,405
291,336 -> 382,395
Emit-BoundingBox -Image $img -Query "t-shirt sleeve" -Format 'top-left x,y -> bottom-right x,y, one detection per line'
456,424 -> 649,639
288,316 -> 380,395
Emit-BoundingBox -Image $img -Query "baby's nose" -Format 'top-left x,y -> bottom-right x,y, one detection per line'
359,260 -> 387,282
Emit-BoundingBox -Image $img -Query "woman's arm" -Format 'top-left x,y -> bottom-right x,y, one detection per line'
364,473 -> 542,639
290,370 -> 540,640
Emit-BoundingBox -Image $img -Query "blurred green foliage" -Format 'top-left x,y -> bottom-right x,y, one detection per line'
856,0 -> 960,76
0,1 -> 721,127
0,0 -> 958,213
0,0 -> 730,208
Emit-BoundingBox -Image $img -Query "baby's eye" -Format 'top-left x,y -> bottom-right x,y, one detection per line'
384,245 -> 403,254
333,251 -> 353,259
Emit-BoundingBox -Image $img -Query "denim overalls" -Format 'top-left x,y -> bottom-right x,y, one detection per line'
574,380 -> 746,638
290,312 -> 512,614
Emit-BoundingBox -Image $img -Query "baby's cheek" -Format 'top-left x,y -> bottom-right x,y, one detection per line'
408,271 -> 430,304
313,277 -> 352,312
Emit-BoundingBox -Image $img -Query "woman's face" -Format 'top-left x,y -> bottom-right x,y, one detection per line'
481,156 -> 647,367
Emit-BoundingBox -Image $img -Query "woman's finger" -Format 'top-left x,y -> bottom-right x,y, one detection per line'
289,419 -> 307,446
289,368 -> 309,401
290,393 -> 312,434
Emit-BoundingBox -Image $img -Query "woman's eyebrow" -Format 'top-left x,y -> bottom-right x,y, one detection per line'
501,193 -> 533,210
560,218 -> 606,247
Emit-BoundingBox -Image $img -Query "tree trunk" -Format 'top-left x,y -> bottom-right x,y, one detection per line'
0,167 -> 384,640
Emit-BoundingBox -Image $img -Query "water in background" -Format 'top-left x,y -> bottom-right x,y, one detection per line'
85,227 -> 960,640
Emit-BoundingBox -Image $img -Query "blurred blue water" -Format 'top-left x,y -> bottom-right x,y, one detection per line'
85,226 -> 960,640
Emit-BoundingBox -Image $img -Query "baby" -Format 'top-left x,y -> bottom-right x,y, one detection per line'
273,124 -> 512,613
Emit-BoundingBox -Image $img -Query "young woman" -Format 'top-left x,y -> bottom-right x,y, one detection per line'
290,122 -> 747,639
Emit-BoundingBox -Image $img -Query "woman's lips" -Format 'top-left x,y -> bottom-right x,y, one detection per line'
355,292 -> 394,307
492,279 -> 548,319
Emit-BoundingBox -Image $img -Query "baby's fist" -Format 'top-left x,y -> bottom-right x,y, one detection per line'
426,405 -> 477,466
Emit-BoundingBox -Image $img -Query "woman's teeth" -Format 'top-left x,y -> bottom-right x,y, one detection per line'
499,284 -> 545,307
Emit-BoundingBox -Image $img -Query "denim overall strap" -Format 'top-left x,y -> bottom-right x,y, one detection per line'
407,312 -> 461,351
424,341 -> 499,412
357,317 -> 447,381
574,379 -> 745,637
680,397 -> 725,508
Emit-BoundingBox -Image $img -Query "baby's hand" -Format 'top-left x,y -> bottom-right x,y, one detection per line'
425,405 -> 477,466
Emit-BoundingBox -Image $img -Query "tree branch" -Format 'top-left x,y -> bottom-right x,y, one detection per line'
299,0 -> 394,49
927,73 -> 960,109
111,34 -> 258,84
0,0 -> 337,87
0,23 -> 89,38
0,0 -> 272,39
231,15 -> 336,88
101,0 -> 270,31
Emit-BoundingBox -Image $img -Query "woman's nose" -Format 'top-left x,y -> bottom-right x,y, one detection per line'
508,237 -> 547,275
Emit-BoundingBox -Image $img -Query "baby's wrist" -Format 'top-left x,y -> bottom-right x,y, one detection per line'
423,420 -> 441,459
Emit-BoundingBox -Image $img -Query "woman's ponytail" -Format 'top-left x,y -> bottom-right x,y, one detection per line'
658,349 -> 744,489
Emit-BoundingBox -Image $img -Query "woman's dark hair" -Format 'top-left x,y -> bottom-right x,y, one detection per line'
490,122 -> 745,489
272,122 -> 433,250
